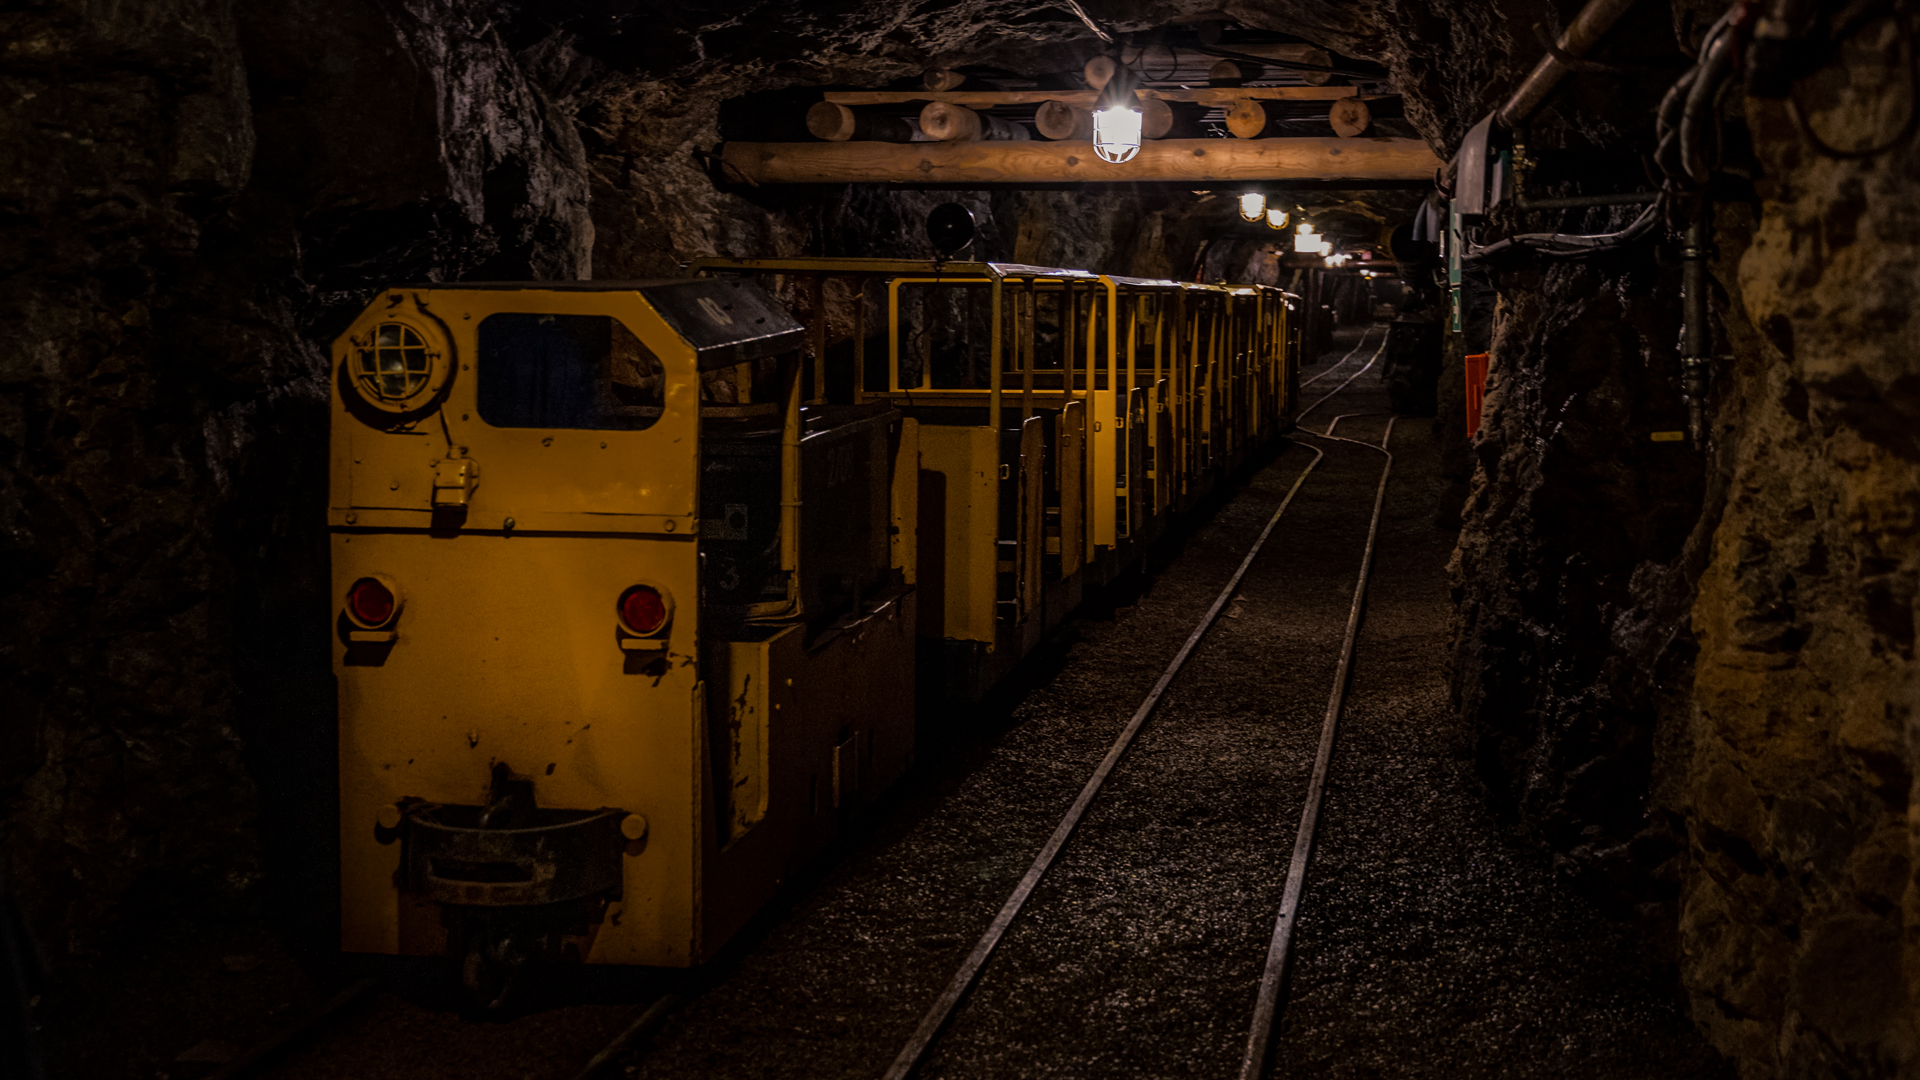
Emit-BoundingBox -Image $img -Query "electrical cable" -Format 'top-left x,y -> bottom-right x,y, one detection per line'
1463,1 -> 1750,265
1463,196 -> 1665,263
1680,13 -> 1744,183
1057,0 -> 1113,44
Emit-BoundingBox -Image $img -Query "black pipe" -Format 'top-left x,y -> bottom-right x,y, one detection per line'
1516,191 -> 1660,210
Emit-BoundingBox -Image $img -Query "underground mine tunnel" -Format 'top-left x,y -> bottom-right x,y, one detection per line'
2,1 -> 1916,1078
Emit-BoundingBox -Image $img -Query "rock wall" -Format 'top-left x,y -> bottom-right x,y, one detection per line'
1682,20 -> 1920,1074
0,0 -> 590,957
1408,0 -> 1920,1075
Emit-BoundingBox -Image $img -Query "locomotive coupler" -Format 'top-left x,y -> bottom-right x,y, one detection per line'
399,765 -> 628,1011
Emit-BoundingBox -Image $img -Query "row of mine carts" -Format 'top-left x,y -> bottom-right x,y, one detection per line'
328,259 -> 1299,995
697,257 -> 1302,695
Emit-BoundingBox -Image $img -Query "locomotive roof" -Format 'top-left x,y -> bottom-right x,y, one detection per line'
390,279 -> 690,290
389,277 -> 805,369
687,256 -> 1098,282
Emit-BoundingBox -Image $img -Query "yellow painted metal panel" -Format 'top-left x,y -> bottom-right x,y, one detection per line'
1057,401 -> 1084,578
1088,282 -> 1118,548
916,425 -> 997,644
334,530 -> 702,966
891,418 -> 920,585
1018,416 -> 1045,620
329,288 -> 701,531
709,632 -> 790,845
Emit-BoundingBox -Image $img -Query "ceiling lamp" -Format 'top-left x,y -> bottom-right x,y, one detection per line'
1293,224 -> 1320,253
1238,192 -> 1266,222
1265,207 -> 1289,230
1319,240 -> 1334,256
1092,60 -> 1143,164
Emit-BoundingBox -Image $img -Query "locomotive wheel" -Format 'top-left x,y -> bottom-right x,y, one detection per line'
461,929 -> 530,1015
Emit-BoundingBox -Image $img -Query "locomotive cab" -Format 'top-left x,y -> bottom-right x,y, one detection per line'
330,280 -> 917,1006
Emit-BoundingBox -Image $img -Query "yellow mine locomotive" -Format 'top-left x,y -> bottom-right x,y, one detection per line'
329,263 -> 1295,1005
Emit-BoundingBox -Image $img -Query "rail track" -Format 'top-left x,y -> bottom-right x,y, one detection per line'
1298,322 -> 1380,389
882,329 -> 1395,1080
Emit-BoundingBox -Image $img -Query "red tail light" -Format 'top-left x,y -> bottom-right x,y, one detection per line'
347,577 -> 398,628
618,585 -> 670,636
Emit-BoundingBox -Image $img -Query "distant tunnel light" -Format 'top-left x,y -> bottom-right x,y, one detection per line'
1239,192 -> 1266,222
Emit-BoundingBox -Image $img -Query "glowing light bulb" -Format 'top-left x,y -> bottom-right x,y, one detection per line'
1319,240 -> 1333,256
1265,207 -> 1289,230
1238,192 -> 1266,222
1297,222 -> 1313,235
1093,105 -> 1142,164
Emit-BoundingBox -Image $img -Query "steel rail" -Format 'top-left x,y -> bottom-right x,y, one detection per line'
881,440 -> 1331,1080
1297,324 -> 1380,389
1238,411 -> 1397,1080
568,993 -> 684,1080
1298,329 -> 1389,423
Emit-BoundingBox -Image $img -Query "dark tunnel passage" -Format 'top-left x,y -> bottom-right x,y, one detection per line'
2,1 -> 1917,1078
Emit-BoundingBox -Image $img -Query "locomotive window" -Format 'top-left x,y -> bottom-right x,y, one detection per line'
476,314 -> 665,431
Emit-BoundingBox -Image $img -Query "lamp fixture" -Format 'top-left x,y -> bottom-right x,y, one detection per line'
1238,192 -> 1266,222
1092,59 -> 1143,164
1265,207 -> 1289,230
1293,224 -> 1320,253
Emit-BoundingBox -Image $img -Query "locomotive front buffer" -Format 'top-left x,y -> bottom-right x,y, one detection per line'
330,279 -> 918,1009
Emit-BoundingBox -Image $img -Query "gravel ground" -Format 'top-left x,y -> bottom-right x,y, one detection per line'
43,326 -> 1730,1080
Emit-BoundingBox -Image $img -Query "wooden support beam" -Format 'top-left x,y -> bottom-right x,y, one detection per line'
822,86 -> 1369,107
720,137 -> 1441,185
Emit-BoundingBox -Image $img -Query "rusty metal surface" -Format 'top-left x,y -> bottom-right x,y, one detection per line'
405,806 -> 626,907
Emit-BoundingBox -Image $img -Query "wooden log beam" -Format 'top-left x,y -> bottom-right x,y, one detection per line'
1329,98 -> 1373,138
1211,43 -> 1335,86
920,101 -> 1030,141
720,137 -> 1441,185
806,101 -> 918,142
1035,100 -> 1093,141
822,86 -> 1370,107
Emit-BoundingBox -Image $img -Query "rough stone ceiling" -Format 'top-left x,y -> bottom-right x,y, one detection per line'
507,1 -> 1388,90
